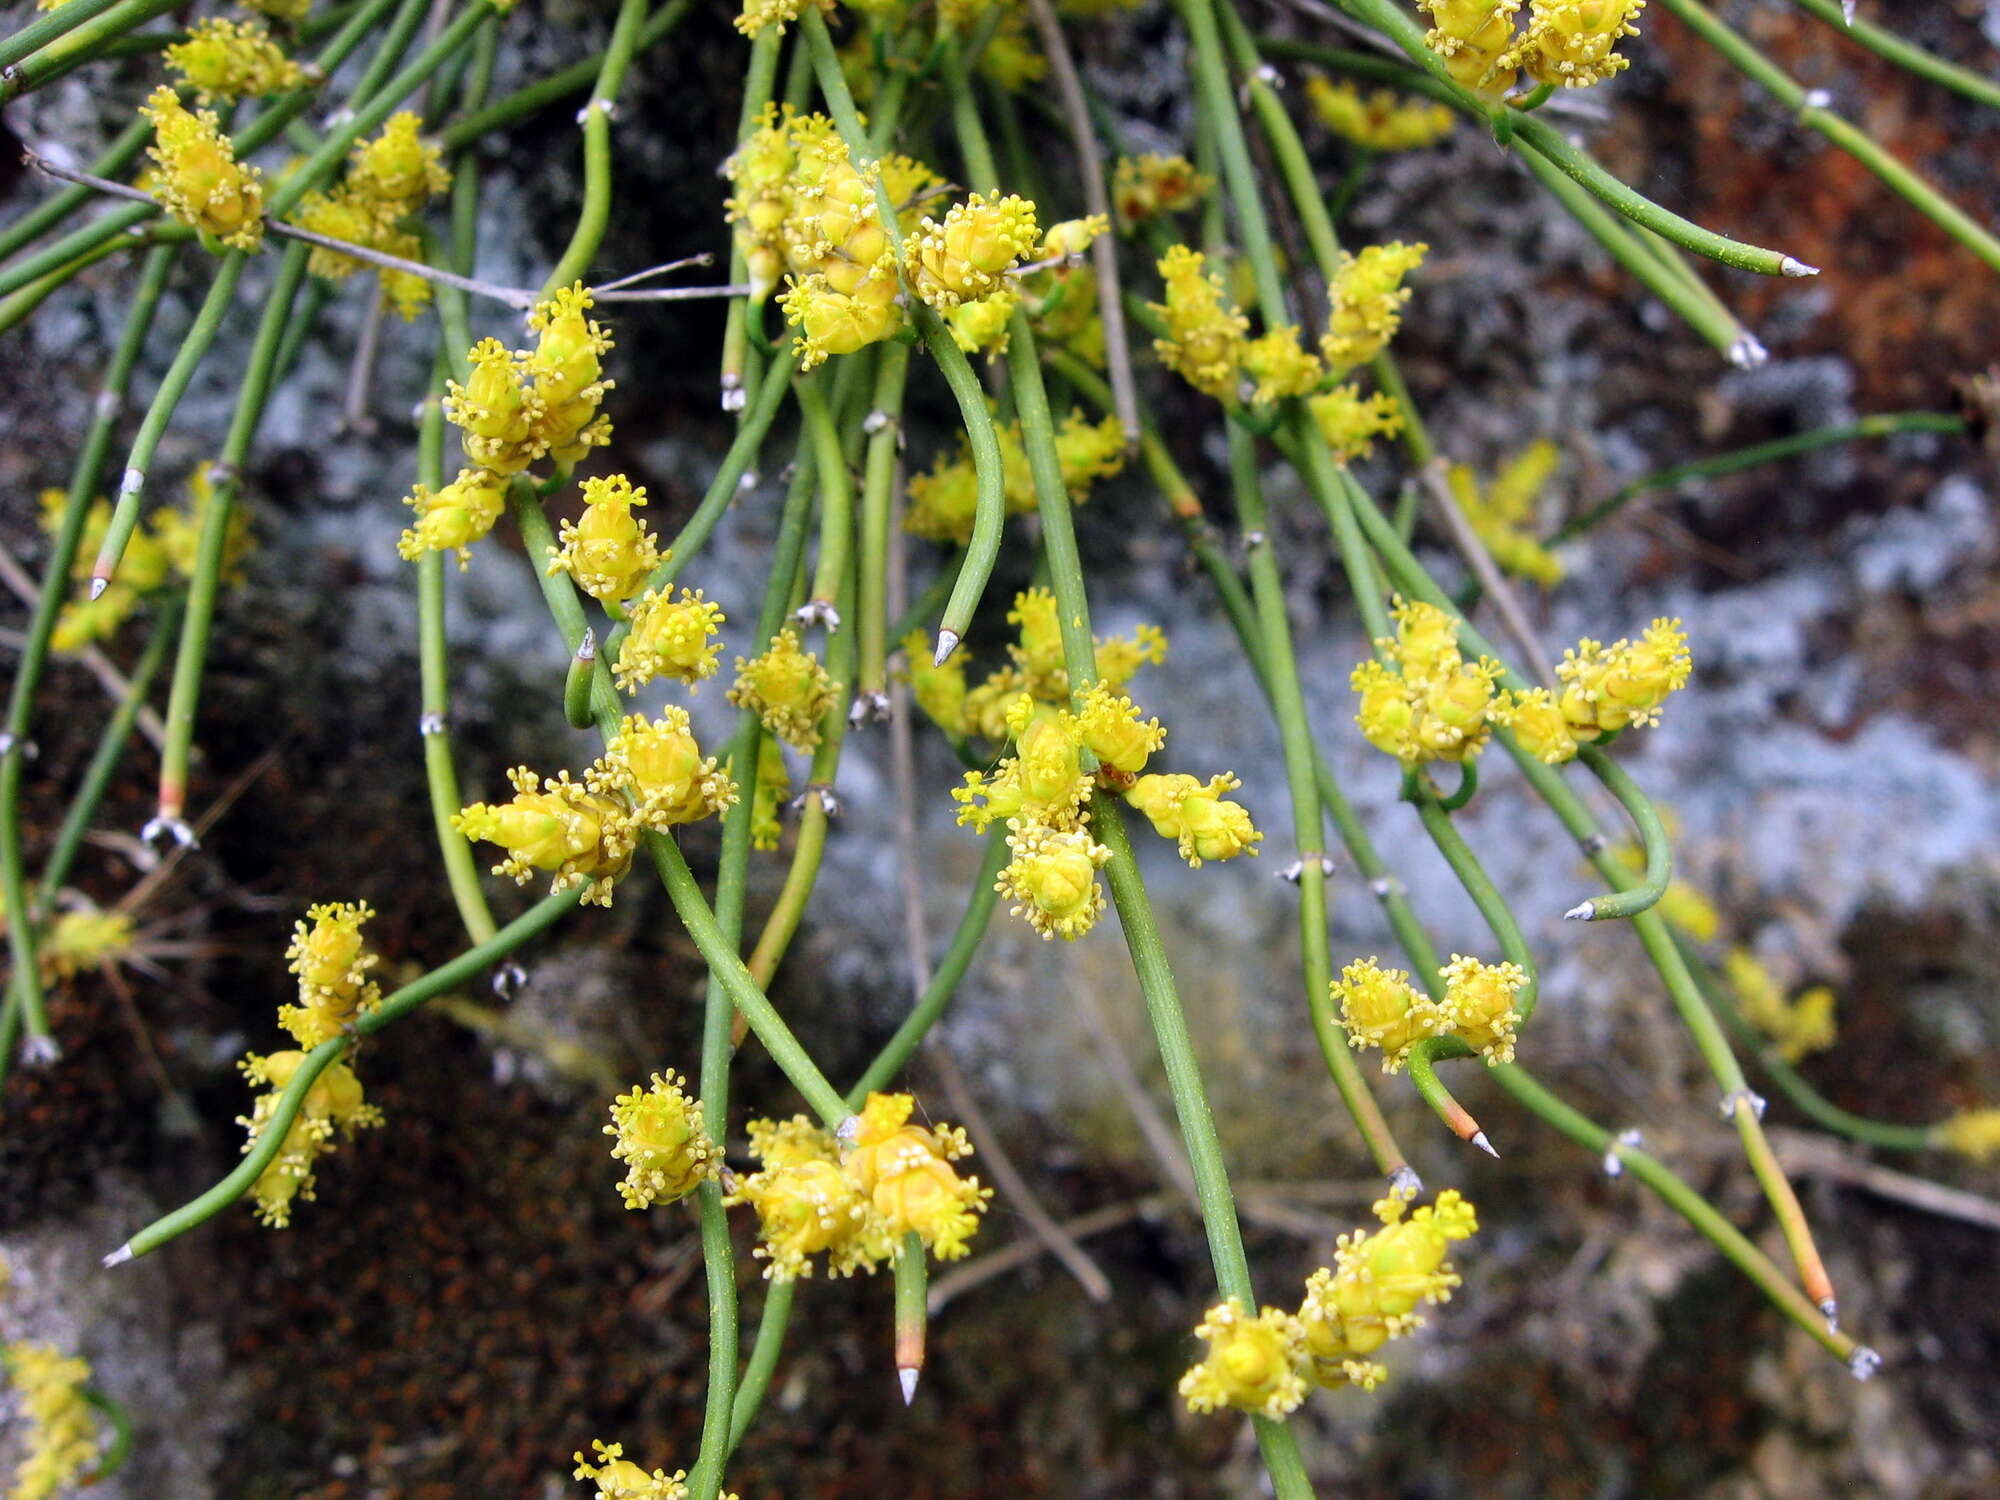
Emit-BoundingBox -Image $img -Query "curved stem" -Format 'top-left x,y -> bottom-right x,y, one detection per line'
1569,747 -> 1669,922
108,887 -> 584,1262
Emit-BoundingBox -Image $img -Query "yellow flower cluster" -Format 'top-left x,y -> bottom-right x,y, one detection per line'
442,282 -> 613,476
1419,0 -> 1646,93
729,1093 -> 991,1280
453,768 -> 636,908
734,0 -> 829,38
2,1340 -> 99,1500
140,86 -> 264,251
1321,242 -> 1428,373
238,1049 -> 384,1227
1448,440 -> 1564,586
1180,1189 -> 1478,1415
1724,948 -> 1837,1064
604,1070 -> 718,1209
724,107 -> 982,368
1351,599 -> 1506,765
1938,1108 -> 2000,1163
918,593 -> 1257,938
1333,953 -> 1527,1070
545,473 -> 661,604
1496,616 -> 1692,763
572,1439 -> 731,1500
992,217 -> 1111,365
1149,243 -> 1424,433
903,192 -> 1040,311
397,468 -> 506,568
1305,77 -> 1456,152
1112,153 -> 1212,227
728,628 -> 838,750
290,111 -> 450,319
615,586 -> 728,693
36,907 -> 135,981
904,406 -> 1127,544
165,18 -> 302,103
456,710 -> 738,907
280,900 -> 381,1047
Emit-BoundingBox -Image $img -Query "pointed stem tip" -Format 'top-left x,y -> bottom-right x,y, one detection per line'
1470,1130 -> 1499,1159
898,1366 -> 919,1405
1780,257 -> 1820,278
932,629 -> 960,668
88,575 -> 110,601
1563,899 -> 1597,922
101,1243 -> 133,1269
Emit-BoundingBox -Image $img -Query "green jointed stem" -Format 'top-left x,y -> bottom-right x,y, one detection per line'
1658,0 -> 2000,275
1555,411 -> 1968,542
1176,0 -> 1289,325
717,26 -> 781,414
1009,298 -> 1315,1497
156,243 -> 311,828
725,1280 -> 797,1457
856,343 -> 911,705
0,241 -> 174,1060
441,0 -> 693,150
1571,747 -> 1670,921
1233,429 -> 1410,1177
1514,146 -> 1746,360
798,372 -> 855,618
0,0 -> 182,100
111,887 -> 585,1262
94,253 -> 249,592
1313,0 -> 1808,276
1791,0 -> 2000,112
541,0 -> 648,296
343,0 -> 434,120
0,0 -> 128,71
1493,1064 -> 1862,1362
894,1230 -> 928,1385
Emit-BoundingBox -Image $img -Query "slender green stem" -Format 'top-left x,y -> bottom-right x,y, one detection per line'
1661,0 -> 2000,274
1492,1063 -> 1862,1365
1177,0 -> 1288,325
0,0 -> 182,100
109,887 -> 584,1262
94,253 -> 250,593
1554,412 -> 1967,542
725,1279 -> 796,1457
1233,429 -> 1408,1177
894,1230 -> 928,1391
541,0 -> 647,295
717,26 -> 781,414
798,372 -> 854,621
855,343 -> 910,708
0,0 -> 130,71
440,0 -> 693,150
1790,0 -> 2000,112
343,0 -> 433,120
1570,747 -> 1670,922
1315,1 -> 1813,276
1514,145 -> 1746,360
1010,262 -> 1315,1496
0,242 -> 173,1061
155,244 -> 311,829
